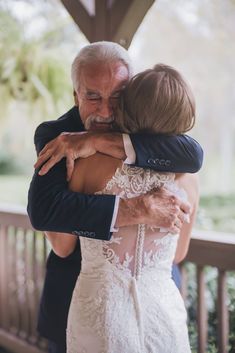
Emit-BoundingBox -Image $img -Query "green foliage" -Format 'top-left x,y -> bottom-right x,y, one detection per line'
0,3 -> 75,174
0,6 -> 72,115
0,152 -> 18,174
0,133 -> 25,174
198,195 -> 235,233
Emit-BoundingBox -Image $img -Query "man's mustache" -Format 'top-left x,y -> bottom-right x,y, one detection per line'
85,115 -> 115,129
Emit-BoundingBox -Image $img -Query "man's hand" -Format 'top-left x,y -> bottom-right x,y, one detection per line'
34,132 -> 96,181
34,131 -> 126,180
116,187 -> 191,233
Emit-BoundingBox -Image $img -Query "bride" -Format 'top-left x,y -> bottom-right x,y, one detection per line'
46,64 -> 199,353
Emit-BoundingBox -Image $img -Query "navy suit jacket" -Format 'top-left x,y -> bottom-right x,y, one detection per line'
27,106 -> 203,344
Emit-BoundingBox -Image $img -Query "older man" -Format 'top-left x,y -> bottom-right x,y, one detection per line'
27,41 -> 203,353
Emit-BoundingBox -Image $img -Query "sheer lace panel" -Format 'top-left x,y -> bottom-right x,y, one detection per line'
79,164 -> 182,278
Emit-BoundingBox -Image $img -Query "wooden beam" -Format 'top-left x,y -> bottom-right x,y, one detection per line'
110,0 -> 155,48
93,0 -> 109,41
108,0 -> 133,39
60,0 -> 93,42
60,0 -> 155,48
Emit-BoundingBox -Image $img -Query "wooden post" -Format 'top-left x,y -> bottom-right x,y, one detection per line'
217,270 -> 229,353
0,225 -> 9,329
196,265 -> 208,353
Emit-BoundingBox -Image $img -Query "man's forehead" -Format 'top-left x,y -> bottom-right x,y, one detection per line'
80,62 -> 128,81
84,82 -> 126,94
79,61 -> 129,93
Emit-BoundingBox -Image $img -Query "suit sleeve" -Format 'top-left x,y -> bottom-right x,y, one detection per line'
27,123 -> 115,240
129,133 -> 203,173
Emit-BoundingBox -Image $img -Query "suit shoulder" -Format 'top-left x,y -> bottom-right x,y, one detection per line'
34,106 -> 82,143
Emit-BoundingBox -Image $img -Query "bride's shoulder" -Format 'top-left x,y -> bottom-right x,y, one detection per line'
175,173 -> 199,203
176,173 -> 199,189
72,153 -> 122,174
70,153 -> 123,194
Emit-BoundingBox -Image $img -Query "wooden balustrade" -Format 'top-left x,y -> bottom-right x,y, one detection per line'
0,205 -> 235,353
0,205 -> 49,353
184,231 -> 235,353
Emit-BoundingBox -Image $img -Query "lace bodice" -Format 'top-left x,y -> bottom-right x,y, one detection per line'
79,164 -> 184,280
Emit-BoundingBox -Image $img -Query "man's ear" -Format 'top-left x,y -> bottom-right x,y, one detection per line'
73,90 -> 79,106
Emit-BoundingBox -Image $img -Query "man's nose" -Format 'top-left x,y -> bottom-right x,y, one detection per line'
98,99 -> 113,118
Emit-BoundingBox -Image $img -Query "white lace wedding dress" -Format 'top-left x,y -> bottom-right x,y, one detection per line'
67,164 -> 191,353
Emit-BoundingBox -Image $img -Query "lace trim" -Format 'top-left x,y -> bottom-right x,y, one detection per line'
96,163 -> 174,198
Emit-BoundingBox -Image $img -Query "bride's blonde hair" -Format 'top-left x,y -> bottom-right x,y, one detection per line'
116,64 -> 195,135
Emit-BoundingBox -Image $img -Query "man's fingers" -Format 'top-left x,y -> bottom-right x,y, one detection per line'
179,200 -> 191,216
38,145 -> 49,157
178,211 -> 190,224
34,148 -> 55,169
34,155 -> 48,169
66,158 -> 75,181
38,138 -> 57,156
35,137 -> 60,168
38,154 -> 61,175
34,132 -> 95,177
170,224 -> 181,234
169,217 -> 182,233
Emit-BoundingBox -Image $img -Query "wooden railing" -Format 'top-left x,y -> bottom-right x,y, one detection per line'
183,231 -> 235,353
0,205 -> 235,353
0,205 -> 49,353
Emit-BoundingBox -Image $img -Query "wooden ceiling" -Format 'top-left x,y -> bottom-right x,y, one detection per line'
60,0 -> 155,48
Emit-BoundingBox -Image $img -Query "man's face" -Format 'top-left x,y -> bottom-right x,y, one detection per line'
74,61 -> 129,131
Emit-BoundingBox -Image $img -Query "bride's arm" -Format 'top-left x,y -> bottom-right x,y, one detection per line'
45,231 -> 77,258
45,153 -> 122,257
174,174 -> 199,264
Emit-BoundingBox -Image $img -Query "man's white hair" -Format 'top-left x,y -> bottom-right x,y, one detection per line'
71,41 -> 133,91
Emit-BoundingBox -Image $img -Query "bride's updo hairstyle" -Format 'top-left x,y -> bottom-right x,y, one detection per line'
116,64 -> 195,135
